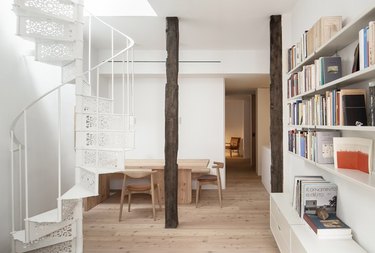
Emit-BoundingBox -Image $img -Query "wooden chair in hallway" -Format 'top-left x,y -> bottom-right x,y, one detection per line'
119,170 -> 161,221
226,137 -> 241,157
196,161 -> 224,208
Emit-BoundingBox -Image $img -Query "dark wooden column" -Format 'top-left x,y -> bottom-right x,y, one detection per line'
164,16 -> 179,228
270,15 -> 283,193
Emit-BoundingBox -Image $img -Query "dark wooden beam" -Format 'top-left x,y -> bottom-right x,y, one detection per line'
270,15 -> 283,193
164,16 -> 179,228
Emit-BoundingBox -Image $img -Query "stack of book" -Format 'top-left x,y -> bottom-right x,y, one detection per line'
288,88 -> 367,126
287,56 -> 342,99
293,176 -> 352,239
359,21 -> 375,70
288,130 -> 340,163
287,16 -> 342,72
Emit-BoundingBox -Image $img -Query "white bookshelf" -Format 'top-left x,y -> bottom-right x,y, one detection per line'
287,125 -> 375,131
287,152 -> 375,192
287,7 -> 375,75
287,64 -> 375,102
277,5 -> 375,253
271,193 -> 366,253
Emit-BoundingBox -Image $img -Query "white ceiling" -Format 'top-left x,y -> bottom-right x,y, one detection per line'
87,0 -> 295,94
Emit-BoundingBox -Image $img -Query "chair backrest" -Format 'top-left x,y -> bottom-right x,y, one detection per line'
124,169 -> 155,179
230,137 -> 241,148
212,161 -> 224,188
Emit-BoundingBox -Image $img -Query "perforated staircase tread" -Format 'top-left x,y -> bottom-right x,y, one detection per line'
27,208 -> 59,223
77,166 -> 124,174
13,6 -> 76,25
59,184 -> 97,200
12,230 -> 26,243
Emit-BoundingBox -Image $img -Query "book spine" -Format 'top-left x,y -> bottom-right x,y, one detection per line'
303,213 -> 318,234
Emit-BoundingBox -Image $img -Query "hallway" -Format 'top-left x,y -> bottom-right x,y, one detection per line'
83,159 -> 278,252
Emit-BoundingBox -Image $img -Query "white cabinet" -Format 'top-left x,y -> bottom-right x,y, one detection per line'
270,193 -> 366,253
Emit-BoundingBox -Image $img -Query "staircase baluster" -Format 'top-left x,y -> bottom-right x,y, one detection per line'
19,144 -> 22,229
57,88 -> 62,221
127,40 -> 130,115
131,47 -> 135,115
96,67 -> 100,170
23,110 -> 29,243
10,131 -> 15,234
88,14 -> 92,85
111,28 -> 114,112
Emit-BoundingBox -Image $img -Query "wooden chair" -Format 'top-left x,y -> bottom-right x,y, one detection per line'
225,137 -> 241,157
196,161 -> 224,208
119,170 -> 161,221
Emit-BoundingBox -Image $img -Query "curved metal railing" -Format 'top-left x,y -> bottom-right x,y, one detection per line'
10,8 -> 135,241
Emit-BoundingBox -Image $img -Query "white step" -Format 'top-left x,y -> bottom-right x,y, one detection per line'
36,41 -> 76,65
75,113 -> 135,132
16,237 -> 76,253
76,95 -> 113,114
76,149 -> 125,170
27,208 -> 59,223
16,223 -> 77,253
60,184 -> 97,200
17,15 -> 76,42
14,0 -> 77,23
12,230 -> 26,243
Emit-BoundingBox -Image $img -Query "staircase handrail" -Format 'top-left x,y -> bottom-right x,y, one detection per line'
10,12 -> 135,145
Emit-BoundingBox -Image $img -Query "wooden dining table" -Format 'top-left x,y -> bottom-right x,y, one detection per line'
124,159 -> 210,204
84,159 -> 210,210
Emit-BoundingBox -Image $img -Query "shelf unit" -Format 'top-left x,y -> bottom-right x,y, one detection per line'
276,5 -> 375,253
287,7 -> 375,75
287,151 -> 375,192
287,64 -> 375,102
271,193 -> 366,253
287,125 -> 375,131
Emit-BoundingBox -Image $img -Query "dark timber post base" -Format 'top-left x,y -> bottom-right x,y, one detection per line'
165,17 -> 179,228
270,15 -> 283,193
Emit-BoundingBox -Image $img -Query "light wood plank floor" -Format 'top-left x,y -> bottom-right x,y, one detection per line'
83,158 -> 279,253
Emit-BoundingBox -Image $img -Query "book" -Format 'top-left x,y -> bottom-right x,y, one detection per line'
292,176 -> 324,211
369,21 -> 375,66
339,89 -> 366,126
320,56 -> 342,84
314,131 -> 341,164
333,137 -> 373,174
300,181 -> 337,218
313,16 -> 342,51
303,213 -> 352,239
352,43 -> 360,72
359,28 -> 365,70
342,94 -> 367,126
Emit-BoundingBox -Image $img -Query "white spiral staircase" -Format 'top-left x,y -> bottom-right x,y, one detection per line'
9,0 -> 135,252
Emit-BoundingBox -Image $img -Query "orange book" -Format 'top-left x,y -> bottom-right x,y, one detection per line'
333,137 -> 373,174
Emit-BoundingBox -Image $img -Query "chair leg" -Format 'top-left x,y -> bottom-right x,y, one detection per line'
195,183 -> 201,208
156,184 -> 162,210
217,180 -> 223,208
230,150 -> 232,157
151,186 -> 156,221
119,176 -> 127,221
128,192 -> 132,212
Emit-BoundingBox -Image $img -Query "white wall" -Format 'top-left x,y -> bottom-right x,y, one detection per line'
0,1 -> 75,252
110,76 -> 226,188
256,88 -> 270,176
283,1 -> 375,251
